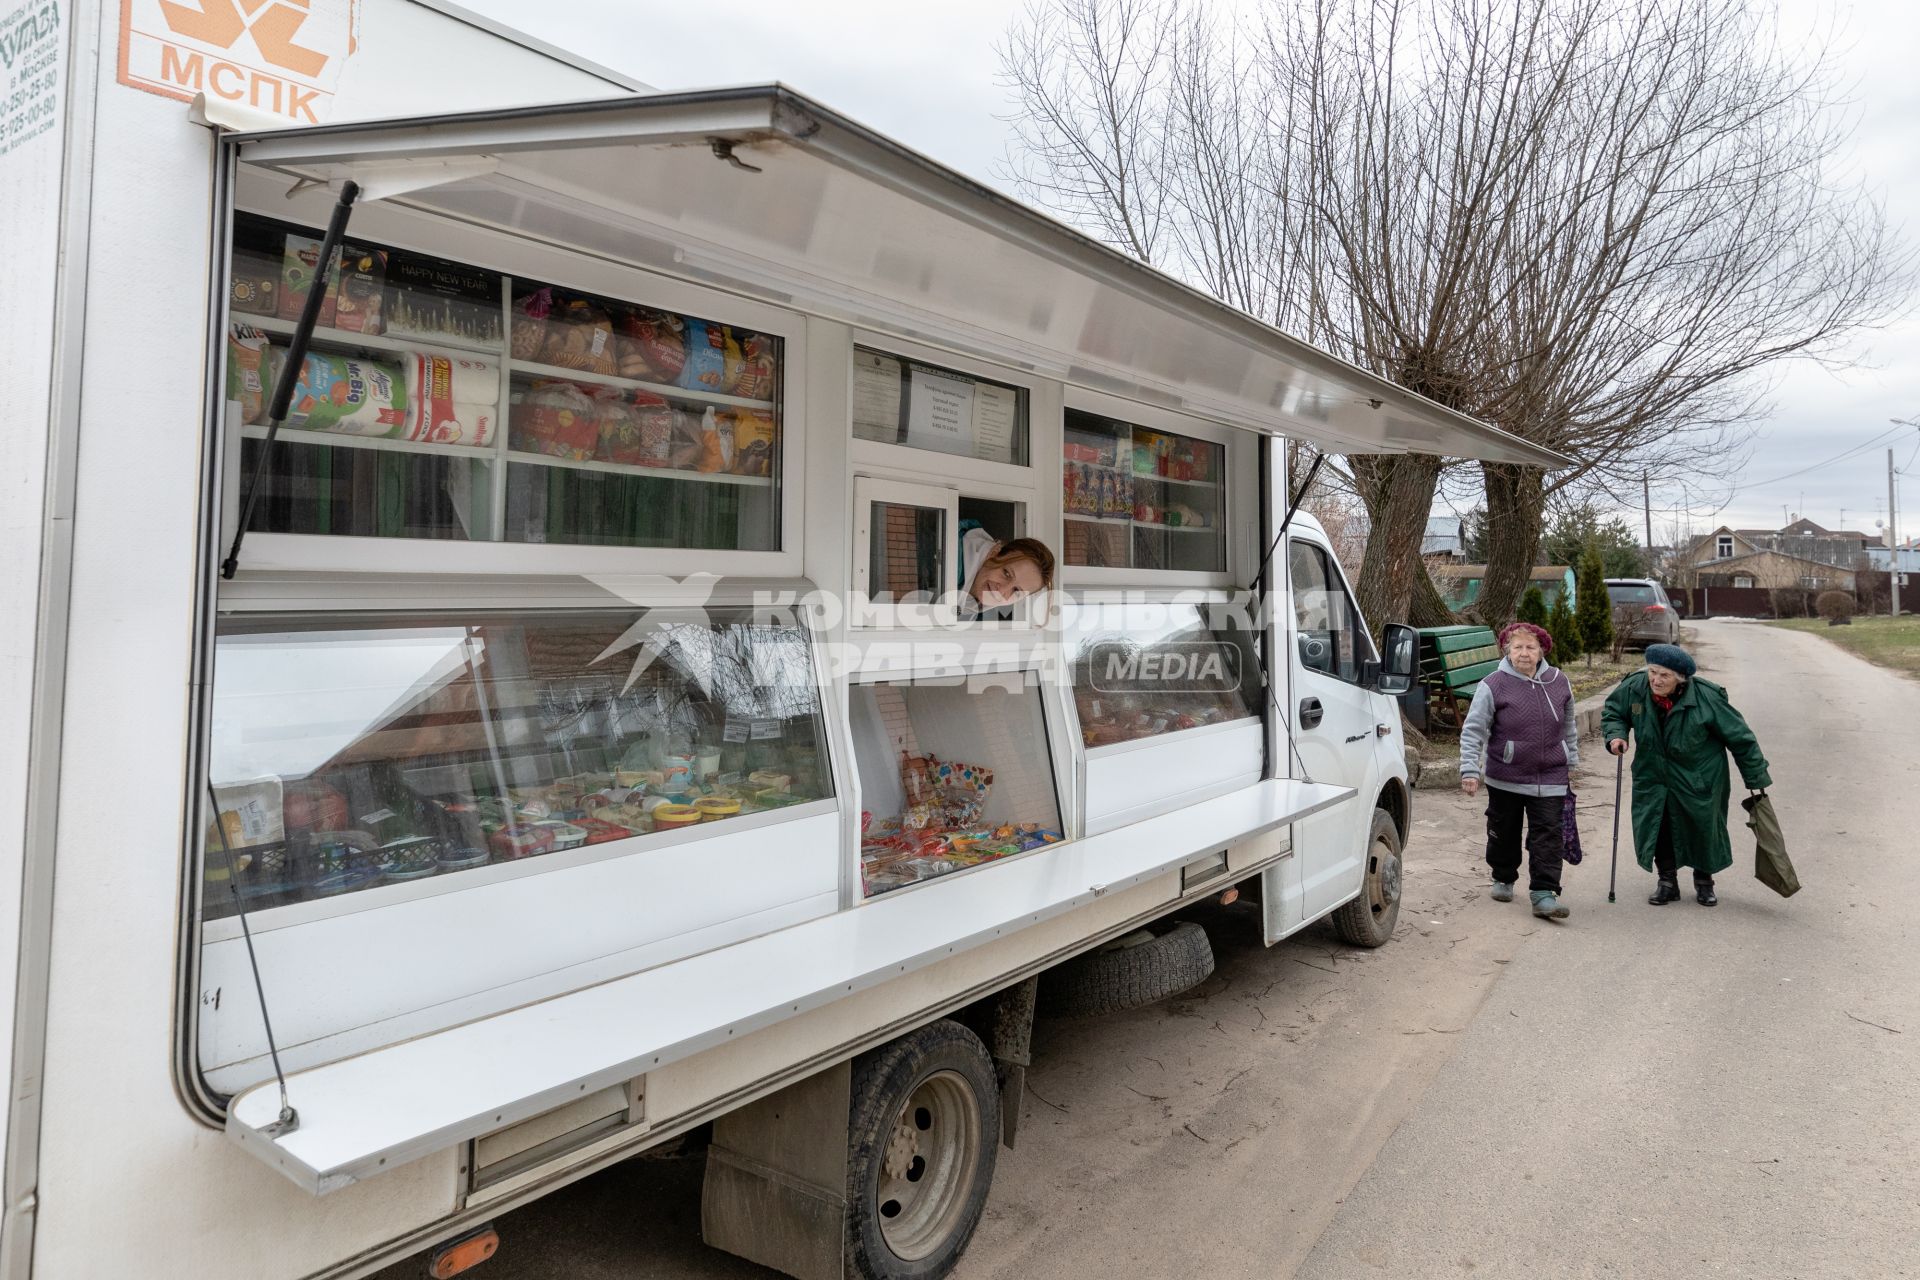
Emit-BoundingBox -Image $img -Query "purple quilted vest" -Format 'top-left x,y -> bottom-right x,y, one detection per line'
1481,667 -> 1572,788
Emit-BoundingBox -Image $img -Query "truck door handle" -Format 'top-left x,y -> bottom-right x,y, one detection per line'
1299,697 -> 1323,730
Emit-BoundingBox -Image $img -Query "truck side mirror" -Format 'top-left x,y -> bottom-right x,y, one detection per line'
1376,623 -> 1417,696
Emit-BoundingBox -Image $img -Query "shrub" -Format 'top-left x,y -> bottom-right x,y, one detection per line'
1573,545 -> 1612,665
1547,593 -> 1581,663
1517,585 -> 1549,628
1817,589 -> 1854,622
1769,588 -> 1809,618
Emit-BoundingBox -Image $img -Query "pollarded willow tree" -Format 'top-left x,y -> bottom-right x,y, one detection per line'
999,0 -> 1905,629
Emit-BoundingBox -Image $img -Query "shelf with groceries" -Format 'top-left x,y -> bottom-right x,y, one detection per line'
225,211 -> 786,552
1062,407 -> 1226,573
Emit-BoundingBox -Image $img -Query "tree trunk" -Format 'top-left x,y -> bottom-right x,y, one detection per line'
1408,555 -> 1458,627
1475,461 -> 1548,626
1350,452 -> 1444,635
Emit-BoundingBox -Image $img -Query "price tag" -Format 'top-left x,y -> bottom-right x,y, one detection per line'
751,718 -> 782,740
723,720 -> 750,743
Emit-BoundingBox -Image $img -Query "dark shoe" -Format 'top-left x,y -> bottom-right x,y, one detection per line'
1648,879 -> 1681,906
1696,883 -> 1718,906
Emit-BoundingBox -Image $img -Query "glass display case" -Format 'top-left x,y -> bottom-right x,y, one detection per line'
224,212 -> 783,551
1062,409 -> 1226,573
202,607 -> 831,918
850,674 -> 1063,896
1065,601 -> 1262,747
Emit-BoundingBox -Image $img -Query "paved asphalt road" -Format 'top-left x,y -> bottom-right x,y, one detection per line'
373,620 -> 1919,1279
1299,620 -> 1920,1279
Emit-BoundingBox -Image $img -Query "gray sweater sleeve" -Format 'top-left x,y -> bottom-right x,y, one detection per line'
1458,681 -> 1496,779
1560,672 -> 1580,769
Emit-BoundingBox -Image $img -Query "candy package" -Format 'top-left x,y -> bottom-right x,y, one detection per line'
679,319 -> 743,393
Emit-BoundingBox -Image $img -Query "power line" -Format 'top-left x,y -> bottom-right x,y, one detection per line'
1722,423 -> 1910,497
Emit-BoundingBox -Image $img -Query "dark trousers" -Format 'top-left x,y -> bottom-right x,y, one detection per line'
1484,787 -> 1564,893
1652,817 -> 1714,889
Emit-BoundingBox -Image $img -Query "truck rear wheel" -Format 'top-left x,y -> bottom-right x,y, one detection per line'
845,1019 -> 999,1279
1331,809 -> 1403,948
1037,919 -> 1215,1018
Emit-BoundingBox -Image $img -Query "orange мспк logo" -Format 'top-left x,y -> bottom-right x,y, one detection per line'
118,0 -> 357,121
159,0 -> 326,75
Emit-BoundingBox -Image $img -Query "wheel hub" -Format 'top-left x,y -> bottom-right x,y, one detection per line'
874,1069 -> 983,1263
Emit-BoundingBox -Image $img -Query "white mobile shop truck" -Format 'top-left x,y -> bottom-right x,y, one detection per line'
2,2 -> 1562,1277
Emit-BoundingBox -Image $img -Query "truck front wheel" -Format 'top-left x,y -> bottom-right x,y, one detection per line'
846,1019 -> 1000,1279
1330,809 -> 1403,947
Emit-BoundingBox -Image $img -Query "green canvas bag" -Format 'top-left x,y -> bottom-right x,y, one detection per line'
1742,792 -> 1799,898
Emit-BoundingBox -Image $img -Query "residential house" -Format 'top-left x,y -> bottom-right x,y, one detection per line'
1421,514 -> 1467,562
1680,522 -> 1859,592
1432,563 -> 1576,612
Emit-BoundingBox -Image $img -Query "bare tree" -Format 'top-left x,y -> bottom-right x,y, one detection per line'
1000,0 -> 1905,629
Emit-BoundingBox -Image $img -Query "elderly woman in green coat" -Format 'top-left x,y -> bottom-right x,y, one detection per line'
1602,643 -> 1771,906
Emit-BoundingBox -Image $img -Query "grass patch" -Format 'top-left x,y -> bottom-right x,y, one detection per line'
1767,615 -> 1920,679
1562,653 -> 1639,701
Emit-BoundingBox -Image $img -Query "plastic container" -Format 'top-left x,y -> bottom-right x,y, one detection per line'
652,803 -> 702,831
693,797 -> 742,823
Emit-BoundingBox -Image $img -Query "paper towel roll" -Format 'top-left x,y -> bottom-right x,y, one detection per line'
405,401 -> 497,447
407,353 -> 500,406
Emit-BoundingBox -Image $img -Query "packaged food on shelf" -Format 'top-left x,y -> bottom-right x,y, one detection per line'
269,350 -> 409,436
207,778 -> 285,852
733,332 -> 778,401
510,380 -> 600,459
225,323 -> 272,424
573,818 -> 634,845
593,388 -> 674,467
693,797 -> 742,823
435,847 -> 490,873
539,295 -> 619,375
384,252 -> 503,345
333,244 -> 389,334
729,409 -> 776,477
229,219 -> 282,316
691,406 -> 733,473
403,353 -> 499,446
489,825 -> 556,861
1102,468 -> 1133,518
277,233 -> 340,327
510,286 -> 554,360
614,307 -> 688,383
678,319 -> 743,393
652,803 -> 702,831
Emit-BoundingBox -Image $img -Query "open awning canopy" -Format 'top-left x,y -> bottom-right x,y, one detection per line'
227,85 -> 1566,467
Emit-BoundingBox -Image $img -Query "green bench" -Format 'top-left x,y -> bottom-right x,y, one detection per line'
1411,625 -> 1499,729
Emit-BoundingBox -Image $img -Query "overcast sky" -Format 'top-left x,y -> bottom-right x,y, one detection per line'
462,0 -> 1920,545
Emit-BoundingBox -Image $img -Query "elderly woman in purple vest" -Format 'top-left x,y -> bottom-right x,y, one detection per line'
1458,621 -> 1578,920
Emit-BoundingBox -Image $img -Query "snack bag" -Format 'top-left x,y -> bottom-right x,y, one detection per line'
276,350 -> 408,436
229,220 -> 282,317
510,287 -> 554,361
332,244 -> 388,334
510,380 -> 599,459
733,332 -> 778,400
693,406 -> 733,473
278,234 -> 339,326
729,409 -> 776,476
592,387 -> 668,466
678,319 -> 743,393
614,308 -> 688,383
225,323 -> 272,424
540,296 -> 618,375
666,406 -> 706,469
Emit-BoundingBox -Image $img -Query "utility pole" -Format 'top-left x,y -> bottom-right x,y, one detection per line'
1642,471 -> 1653,551
1892,447 -> 1902,617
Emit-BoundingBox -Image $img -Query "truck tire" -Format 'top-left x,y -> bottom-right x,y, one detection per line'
845,1020 -> 999,1280
1037,920 -> 1215,1019
1331,809 -> 1403,948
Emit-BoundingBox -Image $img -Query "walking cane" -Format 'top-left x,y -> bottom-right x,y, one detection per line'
1607,749 -> 1624,903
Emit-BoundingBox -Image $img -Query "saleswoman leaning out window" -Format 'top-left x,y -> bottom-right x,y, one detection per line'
957,525 -> 1055,619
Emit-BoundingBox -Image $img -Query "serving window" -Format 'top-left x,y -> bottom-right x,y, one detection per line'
1066,601 -> 1263,748
850,672 -> 1064,897
201,607 -> 832,918
1063,409 -> 1226,574
223,212 -> 783,554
